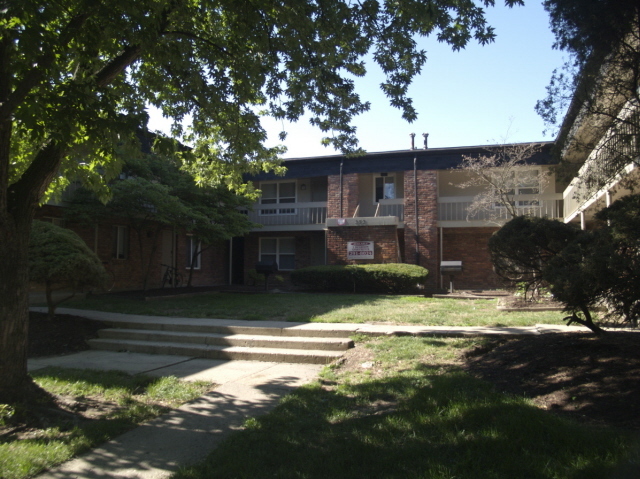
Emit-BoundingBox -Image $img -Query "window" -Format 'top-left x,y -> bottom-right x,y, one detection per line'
260,181 -> 296,214
374,174 -> 396,202
260,237 -> 295,270
516,169 -> 540,207
493,170 -> 541,208
186,236 -> 201,269
112,226 -> 129,259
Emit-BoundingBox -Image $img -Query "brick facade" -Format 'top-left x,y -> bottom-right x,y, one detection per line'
441,227 -> 500,290
326,225 -> 400,264
327,172 -> 358,218
403,170 -> 439,289
34,205 -> 229,292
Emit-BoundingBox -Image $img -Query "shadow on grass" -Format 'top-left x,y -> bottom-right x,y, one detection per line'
176,365 -> 639,479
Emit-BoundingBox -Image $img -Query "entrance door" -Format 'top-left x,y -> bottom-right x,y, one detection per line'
231,236 -> 245,284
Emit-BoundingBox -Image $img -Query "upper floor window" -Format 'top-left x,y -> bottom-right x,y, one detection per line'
494,169 -> 541,208
374,174 -> 396,202
260,181 -> 296,215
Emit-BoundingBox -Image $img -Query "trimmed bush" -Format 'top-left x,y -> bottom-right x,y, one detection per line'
290,264 -> 428,294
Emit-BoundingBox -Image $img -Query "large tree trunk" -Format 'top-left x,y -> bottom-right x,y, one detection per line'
0,216 -> 33,403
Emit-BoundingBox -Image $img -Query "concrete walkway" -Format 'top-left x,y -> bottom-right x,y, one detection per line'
28,308 -> 590,479
30,353 -> 322,479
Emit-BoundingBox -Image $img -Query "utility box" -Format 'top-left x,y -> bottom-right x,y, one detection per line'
440,261 -> 463,293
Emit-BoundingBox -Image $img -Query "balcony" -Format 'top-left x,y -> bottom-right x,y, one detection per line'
245,202 -> 327,231
438,195 -> 563,224
374,198 -> 404,221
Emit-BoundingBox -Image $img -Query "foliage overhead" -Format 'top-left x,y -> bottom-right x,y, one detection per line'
4,0 -> 524,202
536,0 -> 640,194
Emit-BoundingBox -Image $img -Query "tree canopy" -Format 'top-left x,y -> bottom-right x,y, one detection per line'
536,0 -> 640,193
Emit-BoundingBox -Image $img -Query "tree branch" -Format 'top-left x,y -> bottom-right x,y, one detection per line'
0,12 -> 91,122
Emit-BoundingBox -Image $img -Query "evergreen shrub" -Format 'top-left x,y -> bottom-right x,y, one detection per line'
290,264 -> 428,294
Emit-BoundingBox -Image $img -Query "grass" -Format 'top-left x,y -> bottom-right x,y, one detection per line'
0,368 -> 210,479
65,293 -> 566,327
174,336 -> 639,479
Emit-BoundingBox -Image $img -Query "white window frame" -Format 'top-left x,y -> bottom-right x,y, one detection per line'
492,169 -> 541,209
373,174 -> 396,203
259,237 -> 296,271
186,236 -> 202,270
113,225 -> 129,260
259,180 -> 297,215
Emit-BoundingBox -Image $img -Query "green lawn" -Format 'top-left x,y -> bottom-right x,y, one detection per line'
1,369 -> 210,479
174,336 -> 638,479
65,293 -> 566,327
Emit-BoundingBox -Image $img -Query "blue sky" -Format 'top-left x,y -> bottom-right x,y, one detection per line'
148,1 -> 566,158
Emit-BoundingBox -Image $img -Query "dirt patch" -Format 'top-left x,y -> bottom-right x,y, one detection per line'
28,311 -> 105,357
464,332 -> 640,430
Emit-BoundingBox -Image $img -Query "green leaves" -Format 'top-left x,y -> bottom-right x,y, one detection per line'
3,0 -> 518,205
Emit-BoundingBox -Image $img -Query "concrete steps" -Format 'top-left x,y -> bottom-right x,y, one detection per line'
88,319 -> 354,365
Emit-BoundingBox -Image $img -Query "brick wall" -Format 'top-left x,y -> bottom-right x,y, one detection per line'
441,227 -> 500,290
327,172 -> 358,218
34,206 -> 229,291
403,170 -> 439,289
326,225 -> 400,264
176,235 -> 229,287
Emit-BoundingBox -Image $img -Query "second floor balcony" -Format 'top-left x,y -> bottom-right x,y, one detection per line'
244,202 -> 328,231
438,195 -> 564,224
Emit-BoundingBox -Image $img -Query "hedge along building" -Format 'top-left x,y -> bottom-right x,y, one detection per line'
237,140 -> 560,291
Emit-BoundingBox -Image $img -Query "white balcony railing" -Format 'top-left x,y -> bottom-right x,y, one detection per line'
438,195 -> 563,222
375,198 -> 404,220
244,202 -> 327,226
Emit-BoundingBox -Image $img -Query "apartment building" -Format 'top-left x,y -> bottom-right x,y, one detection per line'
236,142 -> 560,291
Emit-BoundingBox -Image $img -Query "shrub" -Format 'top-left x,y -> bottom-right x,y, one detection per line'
290,264 -> 428,294
30,220 -> 108,317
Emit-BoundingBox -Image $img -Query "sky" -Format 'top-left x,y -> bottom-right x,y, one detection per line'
147,1 -> 566,159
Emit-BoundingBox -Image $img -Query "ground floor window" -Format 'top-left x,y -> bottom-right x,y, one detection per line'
112,225 -> 129,259
186,236 -> 202,269
259,237 -> 295,270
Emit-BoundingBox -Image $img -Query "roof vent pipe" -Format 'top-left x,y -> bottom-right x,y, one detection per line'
410,133 -> 416,150
423,133 -> 429,149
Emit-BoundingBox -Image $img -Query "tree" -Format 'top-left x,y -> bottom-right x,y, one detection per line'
536,0 -> 640,194
457,142 -> 550,223
593,195 -> 640,326
29,220 -> 107,318
488,216 -> 606,334
65,150 -> 255,290
488,215 -> 580,295
0,0 -> 522,403
489,196 -> 640,334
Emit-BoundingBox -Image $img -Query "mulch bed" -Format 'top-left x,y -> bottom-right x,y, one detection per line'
28,312 -> 105,358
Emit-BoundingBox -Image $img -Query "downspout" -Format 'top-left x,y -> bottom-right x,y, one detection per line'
228,239 -> 233,285
339,158 -> 344,217
414,156 -> 419,265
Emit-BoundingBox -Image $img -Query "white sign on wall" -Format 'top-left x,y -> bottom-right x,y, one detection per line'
347,241 -> 374,260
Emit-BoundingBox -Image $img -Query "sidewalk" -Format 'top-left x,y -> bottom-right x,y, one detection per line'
31,353 -> 322,479
29,308 -> 590,478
